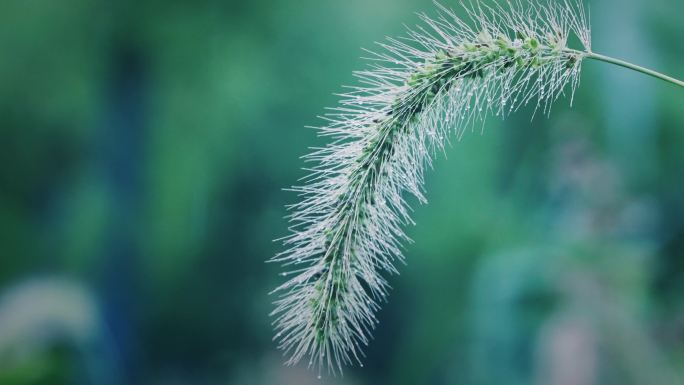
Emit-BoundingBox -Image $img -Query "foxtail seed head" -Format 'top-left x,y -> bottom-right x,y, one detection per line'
270,0 -> 591,375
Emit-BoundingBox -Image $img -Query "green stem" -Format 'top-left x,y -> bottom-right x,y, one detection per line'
580,50 -> 684,88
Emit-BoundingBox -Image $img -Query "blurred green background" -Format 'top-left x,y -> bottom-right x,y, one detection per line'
1,0 -> 683,384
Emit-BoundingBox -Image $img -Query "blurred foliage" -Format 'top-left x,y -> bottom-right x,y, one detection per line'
0,0 -> 683,384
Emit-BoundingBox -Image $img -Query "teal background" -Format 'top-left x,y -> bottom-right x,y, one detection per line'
0,0 -> 683,384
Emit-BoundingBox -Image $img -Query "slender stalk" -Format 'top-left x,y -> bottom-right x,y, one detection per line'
575,50 -> 684,88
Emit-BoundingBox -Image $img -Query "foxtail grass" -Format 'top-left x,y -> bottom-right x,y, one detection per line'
269,0 -> 684,375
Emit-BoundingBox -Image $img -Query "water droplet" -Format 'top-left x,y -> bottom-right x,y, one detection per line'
360,363 -> 364,367
318,375 -> 322,380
